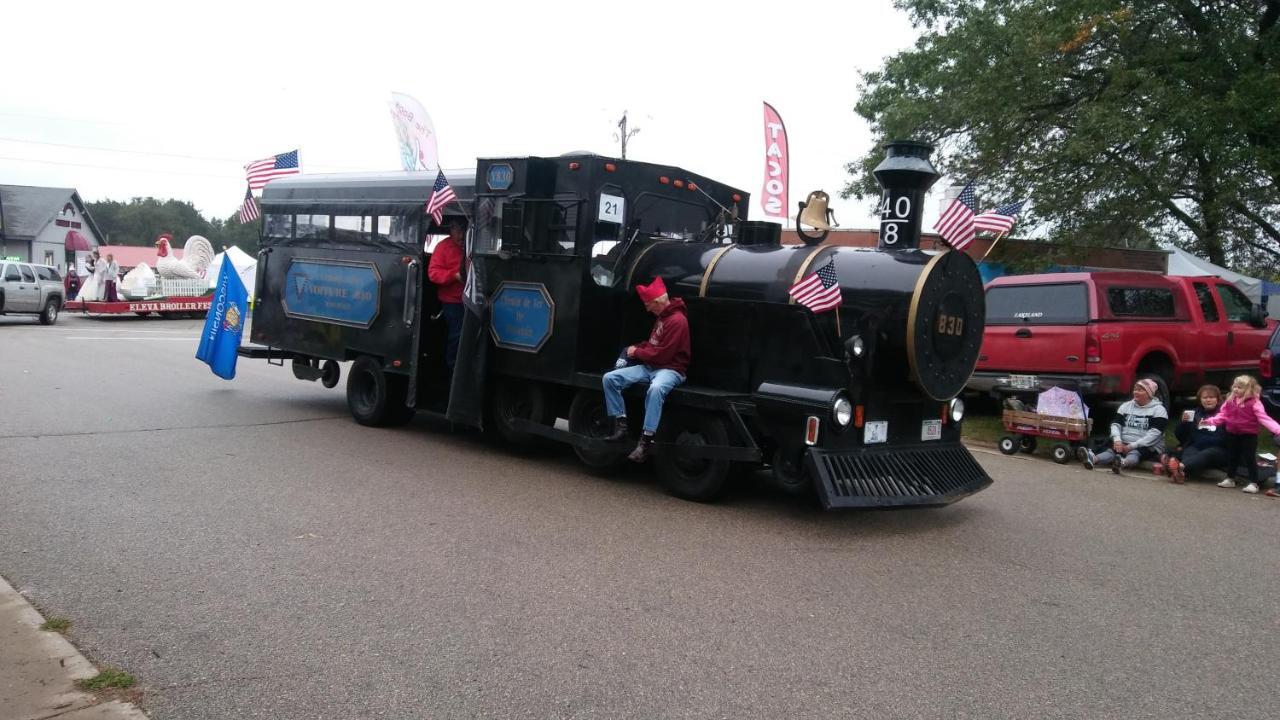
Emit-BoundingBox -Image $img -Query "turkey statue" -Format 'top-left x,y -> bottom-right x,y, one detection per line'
154,233 -> 215,279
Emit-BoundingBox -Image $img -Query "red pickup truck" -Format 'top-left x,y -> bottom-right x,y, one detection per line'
968,271 -> 1275,404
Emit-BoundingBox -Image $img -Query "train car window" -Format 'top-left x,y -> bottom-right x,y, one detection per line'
1215,283 -> 1252,322
630,192 -> 713,240
375,215 -> 418,245
296,214 -> 331,241
590,221 -> 626,287
1106,287 -> 1176,318
264,214 -> 292,241
512,197 -> 580,255
986,283 -> 1089,325
333,216 -> 371,243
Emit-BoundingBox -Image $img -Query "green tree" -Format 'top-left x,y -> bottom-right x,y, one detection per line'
87,198 -> 261,257
87,198 -> 213,247
848,1 -> 1280,274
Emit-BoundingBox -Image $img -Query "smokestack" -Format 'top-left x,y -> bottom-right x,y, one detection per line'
872,140 -> 940,250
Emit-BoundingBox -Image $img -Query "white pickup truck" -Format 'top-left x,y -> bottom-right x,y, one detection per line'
0,261 -> 64,325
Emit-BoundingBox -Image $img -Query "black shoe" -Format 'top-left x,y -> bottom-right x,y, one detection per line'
604,417 -> 628,442
1111,457 -> 1122,475
628,434 -> 655,463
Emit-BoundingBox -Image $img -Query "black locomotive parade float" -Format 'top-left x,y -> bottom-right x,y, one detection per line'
240,141 -> 992,508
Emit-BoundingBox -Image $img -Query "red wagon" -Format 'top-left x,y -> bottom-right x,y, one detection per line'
998,409 -> 1094,464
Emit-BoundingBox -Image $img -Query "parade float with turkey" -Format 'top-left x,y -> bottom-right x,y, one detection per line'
65,233 -> 220,318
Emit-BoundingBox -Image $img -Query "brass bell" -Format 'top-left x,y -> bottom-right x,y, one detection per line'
798,191 -> 837,230
796,190 -> 839,246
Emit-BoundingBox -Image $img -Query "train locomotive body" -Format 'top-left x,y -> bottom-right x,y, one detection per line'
246,143 -> 992,509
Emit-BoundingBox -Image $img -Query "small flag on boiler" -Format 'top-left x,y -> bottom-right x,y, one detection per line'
788,257 -> 842,313
238,186 -> 259,223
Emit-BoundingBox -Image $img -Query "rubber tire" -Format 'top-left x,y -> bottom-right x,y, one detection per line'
1137,372 -> 1171,409
39,299 -> 59,325
655,409 -> 732,502
567,390 -> 627,472
321,360 -> 341,389
1019,435 -> 1037,454
487,377 -> 553,449
772,447 -> 811,495
1051,443 -> 1071,464
998,436 -> 1019,455
347,356 -> 393,427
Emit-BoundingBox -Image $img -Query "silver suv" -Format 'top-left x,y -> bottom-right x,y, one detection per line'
0,261 -> 64,325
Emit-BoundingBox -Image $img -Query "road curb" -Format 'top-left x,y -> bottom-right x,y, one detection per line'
0,574 -> 148,720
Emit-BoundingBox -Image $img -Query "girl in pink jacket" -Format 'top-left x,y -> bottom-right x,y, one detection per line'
1201,375 -> 1280,494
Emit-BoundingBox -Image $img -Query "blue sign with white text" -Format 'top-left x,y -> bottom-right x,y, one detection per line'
490,282 -> 554,352
486,163 -> 514,191
283,259 -> 381,328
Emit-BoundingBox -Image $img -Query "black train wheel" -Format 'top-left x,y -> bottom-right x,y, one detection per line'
568,390 -> 628,472
655,409 -> 732,502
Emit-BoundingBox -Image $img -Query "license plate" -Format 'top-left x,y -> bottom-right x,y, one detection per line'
864,420 -> 888,444
1010,374 -> 1039,390
921,419 -> 942,441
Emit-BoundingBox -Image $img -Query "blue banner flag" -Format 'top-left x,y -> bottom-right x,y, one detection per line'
196,254 -> 248,380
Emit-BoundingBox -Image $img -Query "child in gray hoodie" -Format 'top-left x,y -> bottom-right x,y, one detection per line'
1081,378 -> 1168,473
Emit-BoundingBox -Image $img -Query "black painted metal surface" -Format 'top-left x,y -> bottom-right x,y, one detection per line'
807,444 -> 993,508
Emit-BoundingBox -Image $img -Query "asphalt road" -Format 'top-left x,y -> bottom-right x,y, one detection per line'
2,314 -> 1278,719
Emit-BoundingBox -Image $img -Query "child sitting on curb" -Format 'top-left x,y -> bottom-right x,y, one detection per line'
1200,375 -> 1280,494
1079,379 -> 1168,474
1157,384 -> 1227,484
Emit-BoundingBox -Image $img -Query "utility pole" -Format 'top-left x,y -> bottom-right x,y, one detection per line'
614,111 -> 640,159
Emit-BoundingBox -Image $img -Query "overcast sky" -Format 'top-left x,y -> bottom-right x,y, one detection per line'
1,0 -> 934,228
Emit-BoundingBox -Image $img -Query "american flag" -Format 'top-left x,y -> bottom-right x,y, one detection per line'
974,199 -> 1026,235
934,183 -> 978,251
425,169 -> 456,225
244,150 -> 300,190
238,186 -> 259,224
789,257 -> 842,313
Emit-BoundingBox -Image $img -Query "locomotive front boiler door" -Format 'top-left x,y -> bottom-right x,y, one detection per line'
906,251 -> 986,400
489,281 -> 555,353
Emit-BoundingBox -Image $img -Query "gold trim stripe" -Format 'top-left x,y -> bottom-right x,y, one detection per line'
787,246 -> 831,305
905,251 -> 948,397
698,245 -> 735,298
623,240 -> 666,290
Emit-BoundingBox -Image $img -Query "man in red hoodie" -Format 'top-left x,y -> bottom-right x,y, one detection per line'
603,276 -> 691,462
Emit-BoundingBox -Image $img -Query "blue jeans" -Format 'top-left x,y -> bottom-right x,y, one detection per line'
441,303 -> 463,370
603,365 -> 685,435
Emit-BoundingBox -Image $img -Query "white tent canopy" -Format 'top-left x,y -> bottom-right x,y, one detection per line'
207,245 -> 257,299
1165,246 -> 1278,316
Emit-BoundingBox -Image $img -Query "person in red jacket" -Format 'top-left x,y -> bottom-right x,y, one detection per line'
603,276 -> 691,462
427,218 -> 467,375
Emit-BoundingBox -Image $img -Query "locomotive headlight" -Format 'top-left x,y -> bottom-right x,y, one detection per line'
949,397 -> 965,423
833,395 -> 854,427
